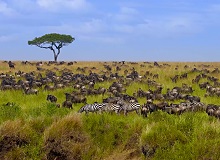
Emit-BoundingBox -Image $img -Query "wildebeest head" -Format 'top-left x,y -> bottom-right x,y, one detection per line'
46,94 -> 57,103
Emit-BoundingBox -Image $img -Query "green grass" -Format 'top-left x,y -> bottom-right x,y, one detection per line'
82,113 -> 147,159
140,111 -> 220,160
0,61 -> 220,159
0,103 -> 22,123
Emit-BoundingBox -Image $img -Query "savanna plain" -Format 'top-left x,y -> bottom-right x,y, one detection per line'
0,60 -> 220,160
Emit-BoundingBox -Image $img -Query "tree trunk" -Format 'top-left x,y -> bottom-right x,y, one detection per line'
54,54 -> 58,62
51,45 -> 61,62
53,48 -> 60,62
51,48 -> 58,62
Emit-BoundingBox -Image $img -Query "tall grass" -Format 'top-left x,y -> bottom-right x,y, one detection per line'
140,111 -> 220,160
0,61 -> 220,159
82,113 -> 147,159
0,103 -> 21,124
43,113 -> 92,160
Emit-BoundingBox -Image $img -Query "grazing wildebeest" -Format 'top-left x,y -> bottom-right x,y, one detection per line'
214,109 -> 220,119
65,93 -> 87,104
141,104 -> 150,117
8,61 -> 15,69
44,85 -> 55,91
62,101 -> 73,109
206,104 -> 220,118
46,94 -> 57,103
24,88 -> 38,95
145,99 -> 158,113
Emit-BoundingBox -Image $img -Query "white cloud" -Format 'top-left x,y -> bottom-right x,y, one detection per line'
38,21 -> 124,45
207,4 -> 220,12
36,0 -> 91,12
204,4 -> 220,25
0,1 -> 15,15
113,24 -> 134,33
120,6 -> 138,15
113,6 -> 139,22
135,16 -> 201,38
41,18 -> 107,35
10,0 -> 38,12
111,13 -> 202,39
80,19 -> 107,33
79,35 -> 124,44
0,35 -> 16,42
166,16 -> 199,33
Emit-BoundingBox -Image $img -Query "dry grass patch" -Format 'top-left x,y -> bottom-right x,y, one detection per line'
0,119 -> 35,159
43,113 -> 92,160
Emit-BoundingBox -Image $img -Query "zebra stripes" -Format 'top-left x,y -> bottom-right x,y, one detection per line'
78,103 -> 121,115
117,100 -> 141,115
101,103 -> 121,114
78,101 -> 141,115
78,103 -> 104,115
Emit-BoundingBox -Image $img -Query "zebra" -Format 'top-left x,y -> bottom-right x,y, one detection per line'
78,103 -> 104,115
100,103 -> 121,114
117,100 -> 141,115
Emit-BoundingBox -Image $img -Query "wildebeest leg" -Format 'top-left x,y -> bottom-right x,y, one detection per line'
124,110 -> 127,116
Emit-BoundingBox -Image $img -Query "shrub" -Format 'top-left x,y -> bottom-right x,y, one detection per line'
43,113 -> 92,160
0,119 -> 39,159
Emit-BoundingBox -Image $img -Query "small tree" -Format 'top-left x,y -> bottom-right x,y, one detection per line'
28,33 -> 75,62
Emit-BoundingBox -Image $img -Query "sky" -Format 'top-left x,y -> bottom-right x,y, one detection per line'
1,0 -> 220,62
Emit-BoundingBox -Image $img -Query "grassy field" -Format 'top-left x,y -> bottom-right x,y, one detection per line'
0,61 -> 220,159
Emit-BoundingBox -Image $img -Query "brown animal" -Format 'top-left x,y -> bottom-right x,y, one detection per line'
62,101 -> 73,109
8,61 -> 15,69
141,104 -> 150,117
46,94 -> 57,103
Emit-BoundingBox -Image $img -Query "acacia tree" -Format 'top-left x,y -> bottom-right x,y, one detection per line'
28,33 -> 75,62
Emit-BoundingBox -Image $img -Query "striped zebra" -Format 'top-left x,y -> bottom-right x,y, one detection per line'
117,100 -> 141,115
78,103 -> 104,115
100,103 -> 121,114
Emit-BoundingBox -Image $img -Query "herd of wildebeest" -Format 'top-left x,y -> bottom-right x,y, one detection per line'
1,60 -> 220,119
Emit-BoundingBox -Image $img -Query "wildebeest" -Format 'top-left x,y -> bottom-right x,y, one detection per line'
8,61 -> 15,69
24,88 -> 38,95
64,93 -> 87,104
62,101 -> 73,109
141,104 -> 150,117
46,94 -> 57,103
145,100 -> 158,113
44,85 -> 55,91
206,104 -> 220,118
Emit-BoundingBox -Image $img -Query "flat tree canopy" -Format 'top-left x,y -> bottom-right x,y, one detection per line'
28,33 -> 75,62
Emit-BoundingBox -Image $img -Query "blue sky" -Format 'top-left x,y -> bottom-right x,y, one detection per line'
1,0 -> 220,61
